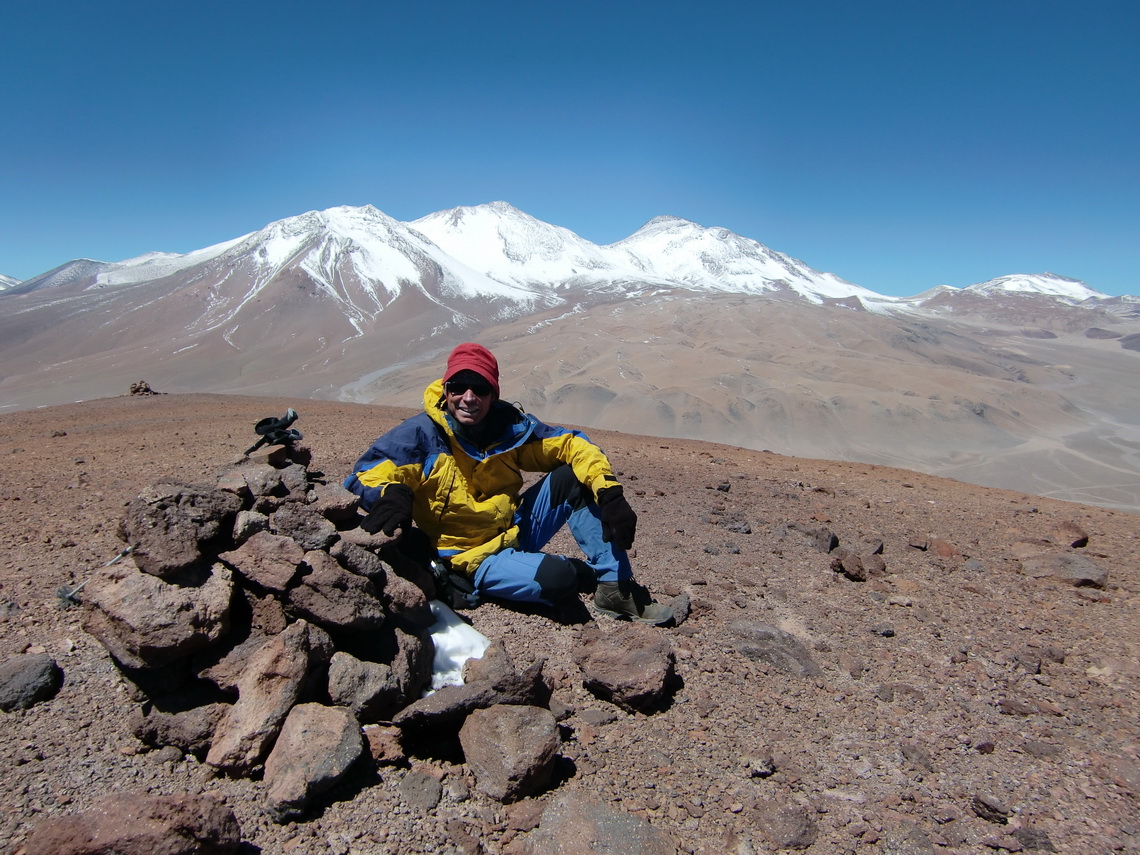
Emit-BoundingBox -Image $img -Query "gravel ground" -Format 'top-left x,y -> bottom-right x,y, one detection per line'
1,393 -> 1138,854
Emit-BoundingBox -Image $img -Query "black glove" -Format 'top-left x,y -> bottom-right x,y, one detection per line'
597,485 -> 637,550
361,483 -> 414,536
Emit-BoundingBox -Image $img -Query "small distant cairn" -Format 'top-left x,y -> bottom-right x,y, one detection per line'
128,380 -> 164,396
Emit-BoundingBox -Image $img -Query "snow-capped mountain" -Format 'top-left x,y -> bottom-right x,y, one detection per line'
6,202 -> 1115,313
411,201 -> 650,291
0,273 -> 19,291
901,272 -> 1111,321
609,215 -> 887,305
11,258 -> 114,294
3,201 -> 1140,515
966,273 -> 1104,304
412,204 -> 884,305
172,204 -> 554,333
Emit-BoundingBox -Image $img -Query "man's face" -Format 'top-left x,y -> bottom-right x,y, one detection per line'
444,373 -> 495,426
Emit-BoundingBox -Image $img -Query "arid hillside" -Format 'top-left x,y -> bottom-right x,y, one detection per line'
1,393 -> 1137,854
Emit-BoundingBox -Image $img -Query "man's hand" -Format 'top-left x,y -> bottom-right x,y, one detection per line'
361,483 -> 414,536
597,485 -> 637,550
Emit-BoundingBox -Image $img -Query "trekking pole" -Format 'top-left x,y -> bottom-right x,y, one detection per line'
56,545 -> 132,608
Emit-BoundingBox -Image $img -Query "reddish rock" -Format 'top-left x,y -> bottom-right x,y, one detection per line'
218,531 -> 304,593
81,562 -> 233,670
574,623 -> 677,713
263,703 -> 364,822
118,482 -> 242,579
287,550 -> 386,633
23,792 -> 240,855
205,620 -> 334,773
459,703 -> 560,802
1052,520 -> 1089,548
830,548 -> 866,581
363,723 -> 407,766
524,791 -> 678,855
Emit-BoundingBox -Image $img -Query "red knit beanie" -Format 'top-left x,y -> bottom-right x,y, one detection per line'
444,343 -> 500,397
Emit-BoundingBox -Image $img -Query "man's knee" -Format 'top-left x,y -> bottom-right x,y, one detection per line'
533,554 -> 592,602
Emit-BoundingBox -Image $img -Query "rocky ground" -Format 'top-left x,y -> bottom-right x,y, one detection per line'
1,392 -> 1137,854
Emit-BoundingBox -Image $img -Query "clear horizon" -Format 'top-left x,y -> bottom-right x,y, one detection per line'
3,1 -> 1137,296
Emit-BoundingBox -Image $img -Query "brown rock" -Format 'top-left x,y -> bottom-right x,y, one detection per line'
81,562 -> 233,670
379,569 -> 434,628
753,798 -> 819,850
269,503 -> 338,552
1052,520 -> 1089,548
218,530 -> 304,593
363,723 -> 406,766
195,633 -> 270,695
309,482 -> 361,525
879,821 -> 935,854
119,481 -> 242,579
830,548 -> 866,581
929,538 -> 959,559
574,623 -> 677,713
23,792 -> 240,855
783,521 -> 839,552
864,551 -> 888,575
972,792 -> 1011,824
287,550 -> 386,633
263,703 -> 364,822
900,738 -> 934,771
205,620 -> 334,773
330,537 -> 389,582
132,701 -> 229,758
327,651 -> 405,723
459,704 -> 560,802
394,654 -> 550,733
398,768 -> 445,810
231,509 -> 268,544
524,791 -> 678,855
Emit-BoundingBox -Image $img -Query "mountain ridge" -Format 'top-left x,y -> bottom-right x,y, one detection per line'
4,202 -> 1119,304
2,202 -> 1138,514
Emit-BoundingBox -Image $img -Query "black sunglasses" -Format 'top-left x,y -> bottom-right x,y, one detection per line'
445,379 -> 493,397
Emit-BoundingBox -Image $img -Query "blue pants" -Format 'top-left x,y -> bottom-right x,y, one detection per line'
471,466 -> 632,606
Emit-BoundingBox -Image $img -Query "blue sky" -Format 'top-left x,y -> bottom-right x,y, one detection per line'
3,1 -> 1137,296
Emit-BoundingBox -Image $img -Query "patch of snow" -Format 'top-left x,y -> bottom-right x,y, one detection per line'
425,600 -> 491,692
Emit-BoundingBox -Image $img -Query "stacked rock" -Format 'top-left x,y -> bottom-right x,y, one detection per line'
80,440 -> 454,820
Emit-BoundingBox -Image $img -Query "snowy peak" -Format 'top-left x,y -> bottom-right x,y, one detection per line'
203,204 -> 544,309
413,203 -> 891,305
10,258 -> 116,294
412,201 -> 625,288
613,215 -> 887,304
967,273 -> 1105,304
0,273 -> 20,290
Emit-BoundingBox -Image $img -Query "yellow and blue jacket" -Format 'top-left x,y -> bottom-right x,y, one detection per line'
344,379 -> 621,574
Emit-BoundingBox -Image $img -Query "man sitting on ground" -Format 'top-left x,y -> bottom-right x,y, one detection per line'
344,343 -> 673,625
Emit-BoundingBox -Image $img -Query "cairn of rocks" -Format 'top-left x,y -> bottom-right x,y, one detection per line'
74,435 -> 678,826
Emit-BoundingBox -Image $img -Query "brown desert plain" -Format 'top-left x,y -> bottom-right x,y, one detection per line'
1,392 -> 1138,854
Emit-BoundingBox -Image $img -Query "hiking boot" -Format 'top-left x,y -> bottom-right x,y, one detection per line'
594,580 -> 674,626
